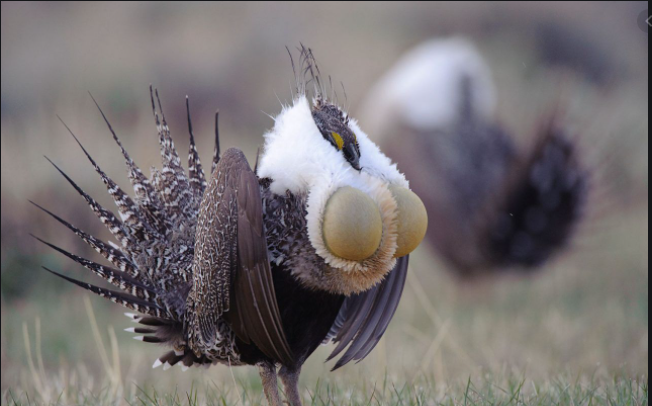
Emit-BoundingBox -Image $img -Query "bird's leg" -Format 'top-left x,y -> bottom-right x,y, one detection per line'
279,365 -> 303,406
258,362 -> 282,406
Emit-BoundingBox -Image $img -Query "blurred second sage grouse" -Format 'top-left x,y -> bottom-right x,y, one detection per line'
32,47 -> 427,406
361,38 -> 588,278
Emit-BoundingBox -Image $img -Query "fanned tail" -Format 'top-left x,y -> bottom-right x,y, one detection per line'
89,93 -> 170,235
43,267 -> 164,318
32,235 -> 159,303
150,87 -> 196,225
35,89 -> 224,369
60,116 -> 162,244
123,313 -> 216,371
186,96 -> 207,197
44,156 -> 131,248
29,201 -> 139,277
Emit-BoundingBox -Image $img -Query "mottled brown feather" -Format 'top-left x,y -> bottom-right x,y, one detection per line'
187,148 -> 293,365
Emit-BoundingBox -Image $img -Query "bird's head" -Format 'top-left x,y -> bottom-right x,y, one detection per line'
311,99 -> 361,171
257,47 -> 427,294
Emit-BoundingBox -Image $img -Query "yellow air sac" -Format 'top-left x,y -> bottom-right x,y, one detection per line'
323,186 -> 383,261
389,185 -> 428,258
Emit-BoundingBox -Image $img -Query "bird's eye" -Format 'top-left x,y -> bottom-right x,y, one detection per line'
331,132 -> 344,150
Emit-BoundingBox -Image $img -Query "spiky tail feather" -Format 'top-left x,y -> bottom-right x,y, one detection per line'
122,312 -> 214,370
34,88 -> 222,370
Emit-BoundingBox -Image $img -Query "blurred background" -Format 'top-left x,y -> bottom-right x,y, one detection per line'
1,2 -> 648,404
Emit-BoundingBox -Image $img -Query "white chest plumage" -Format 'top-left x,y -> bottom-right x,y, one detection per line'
257,96 -> 427,294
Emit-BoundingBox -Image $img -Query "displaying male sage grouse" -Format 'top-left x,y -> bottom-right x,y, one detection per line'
32,48 -> 428,406
361,38 -> 589,279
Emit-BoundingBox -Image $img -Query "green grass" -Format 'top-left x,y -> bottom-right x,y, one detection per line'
3,372 -> 647,405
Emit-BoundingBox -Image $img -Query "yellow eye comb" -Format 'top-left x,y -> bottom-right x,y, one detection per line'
331,132 -> 344,150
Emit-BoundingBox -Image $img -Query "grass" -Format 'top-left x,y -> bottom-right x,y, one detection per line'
4,312 -> 649,406
3,369 -> 647,405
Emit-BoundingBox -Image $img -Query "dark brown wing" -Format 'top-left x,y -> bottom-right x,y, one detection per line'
227,155 -> 294,364
186,148 -> 293,365
324,255 -> 409,370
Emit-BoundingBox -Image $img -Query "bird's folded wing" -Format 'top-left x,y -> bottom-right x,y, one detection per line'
187,148 -> 293,365
324,255 -> 409,370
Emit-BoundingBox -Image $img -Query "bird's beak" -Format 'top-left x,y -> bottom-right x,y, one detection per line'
346,143 -> 362,171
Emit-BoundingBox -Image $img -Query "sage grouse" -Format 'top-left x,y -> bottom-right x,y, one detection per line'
33,48 -> 427,406
361,38 -> 588,278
